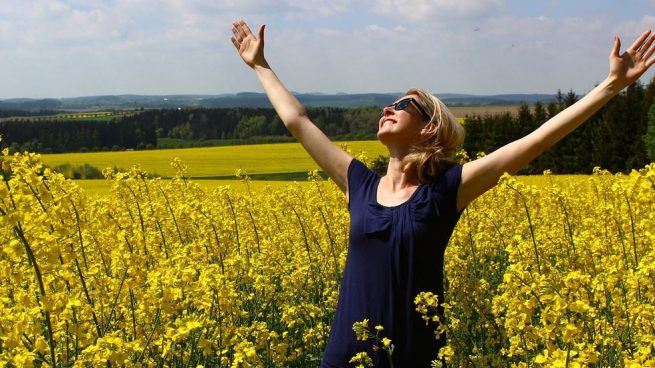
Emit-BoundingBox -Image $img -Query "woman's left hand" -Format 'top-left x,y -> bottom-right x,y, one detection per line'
608,30 -> 655,91
231,20 -> 267,69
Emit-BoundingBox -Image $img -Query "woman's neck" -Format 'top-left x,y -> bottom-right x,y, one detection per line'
383,155 -> 419,190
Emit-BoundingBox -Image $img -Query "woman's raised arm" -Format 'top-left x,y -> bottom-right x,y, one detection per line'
456,30 -> 655,212
230,20 -> 353,192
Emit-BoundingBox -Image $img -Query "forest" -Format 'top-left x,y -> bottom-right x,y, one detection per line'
466,82 -> 655,173
1,78 -> 655,174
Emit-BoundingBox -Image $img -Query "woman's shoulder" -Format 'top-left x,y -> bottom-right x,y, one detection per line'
347,159 -> 380,204
348,158 -> 380,182
425,163 -> 463,215
429,163 -> 462,189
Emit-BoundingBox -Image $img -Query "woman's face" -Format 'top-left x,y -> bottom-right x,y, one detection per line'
377,94 -> 430,147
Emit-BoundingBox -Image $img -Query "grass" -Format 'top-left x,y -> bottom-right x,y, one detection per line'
39,141 -> 388,178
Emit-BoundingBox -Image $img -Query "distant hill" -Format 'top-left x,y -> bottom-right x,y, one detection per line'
0,92 -> 557,112
0,98 -> 63,111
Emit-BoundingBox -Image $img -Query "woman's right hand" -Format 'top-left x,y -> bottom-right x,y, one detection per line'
231,20 -> 267,69
606,30 -> 655,92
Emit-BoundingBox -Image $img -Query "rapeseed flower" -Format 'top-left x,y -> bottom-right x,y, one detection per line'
0,149 -> 653,366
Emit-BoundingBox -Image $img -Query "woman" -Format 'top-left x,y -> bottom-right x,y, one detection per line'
230,20 -> 655,367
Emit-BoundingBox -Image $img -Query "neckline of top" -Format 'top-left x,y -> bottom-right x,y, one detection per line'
373,176 -> 424,208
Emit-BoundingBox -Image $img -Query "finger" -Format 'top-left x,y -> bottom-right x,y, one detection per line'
647,56 -> 655,70
638,31 -> 655,57
628,29 -> 651,52
231,23 -> 242,40
258,24 -> 265,44
643,38 -> 655,66
233,20 -> 246,40
232,20 -> 241,34
230,36 -> 239,50
611,35 -> 621,58
240,20 -> 254,38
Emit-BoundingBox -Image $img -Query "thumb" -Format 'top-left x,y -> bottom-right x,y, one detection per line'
610,35 -> 621,58
258,24 -> 265,43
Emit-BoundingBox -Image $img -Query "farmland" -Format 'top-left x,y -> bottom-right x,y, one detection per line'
39,140 -> 389,179
1,148 -> 654,366
35,139 -> 595,198
2,95 -> 654,367
38,140 -> 588,196
447,104 -> 520,118
0,111 -> 132,123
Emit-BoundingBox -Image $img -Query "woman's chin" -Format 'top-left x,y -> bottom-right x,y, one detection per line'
377,130 -> 390,144
377,129 -> 397,145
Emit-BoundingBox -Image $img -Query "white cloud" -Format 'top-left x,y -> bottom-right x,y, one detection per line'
0,0 -> 653,98
615,15 -> 655,36
362,24 -> 407,41
285,0 -> 353,18
369,0 -> 505,21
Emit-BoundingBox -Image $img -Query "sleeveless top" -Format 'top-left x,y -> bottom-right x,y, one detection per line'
321,159 -> 463,367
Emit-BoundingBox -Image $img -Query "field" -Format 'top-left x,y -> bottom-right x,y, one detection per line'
72,175 -> 593,197
39,141 -> 388,179
448,104 -> 520,118
39,140 -> 585,196
2,146 -> 654,367
74,179 -> 299,196
0,111 -> 132,123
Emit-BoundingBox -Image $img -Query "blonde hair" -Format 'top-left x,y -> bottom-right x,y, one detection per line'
401,88 -> 465,183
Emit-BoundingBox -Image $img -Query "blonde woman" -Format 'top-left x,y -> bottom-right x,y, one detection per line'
230,19 -> 655,367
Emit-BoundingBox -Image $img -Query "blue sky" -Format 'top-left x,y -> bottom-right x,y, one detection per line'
0,0 -> 654,98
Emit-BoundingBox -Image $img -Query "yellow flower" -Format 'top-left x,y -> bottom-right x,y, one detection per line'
2,150 -> 655,367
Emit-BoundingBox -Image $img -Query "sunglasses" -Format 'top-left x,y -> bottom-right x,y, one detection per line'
383,97 -> 431,122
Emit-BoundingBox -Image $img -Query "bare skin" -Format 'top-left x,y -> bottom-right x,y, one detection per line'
231,20 -> 655,209
457,31 -> 655,211
376,94 -> 436,206
231,21 -> 352,193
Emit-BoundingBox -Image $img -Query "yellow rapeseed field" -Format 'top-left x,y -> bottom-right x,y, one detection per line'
74,179 -> 295,197
1,148 -> 654,367
39,141 -> 388,178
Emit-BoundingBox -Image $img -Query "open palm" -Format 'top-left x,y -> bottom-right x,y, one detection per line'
231,20 -> 266,68
609,30 -> 655,89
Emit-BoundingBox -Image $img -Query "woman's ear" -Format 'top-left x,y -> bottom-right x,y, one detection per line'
420,122 -> 437,141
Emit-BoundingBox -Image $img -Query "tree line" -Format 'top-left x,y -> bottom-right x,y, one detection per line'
1,78 -> 654,174
0,107 -> 382,154
0,118 -> 157,153
465,80 -> 655,174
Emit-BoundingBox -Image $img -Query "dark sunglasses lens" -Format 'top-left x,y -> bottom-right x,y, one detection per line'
395,99 -> 411,110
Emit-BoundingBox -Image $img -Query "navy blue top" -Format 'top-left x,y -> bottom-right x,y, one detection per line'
321,159 -> 463,367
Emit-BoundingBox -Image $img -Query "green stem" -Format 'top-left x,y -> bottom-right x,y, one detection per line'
506,184 -> 541,274
13,223 -> 57,366
102,266 -> 129,335
125,185 -> 148,256
245,204 -> 261,253
224,192 -> 241,256
158,186 -> 184,244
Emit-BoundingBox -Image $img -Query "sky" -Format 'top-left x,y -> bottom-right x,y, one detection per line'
0,0 -> 654,99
